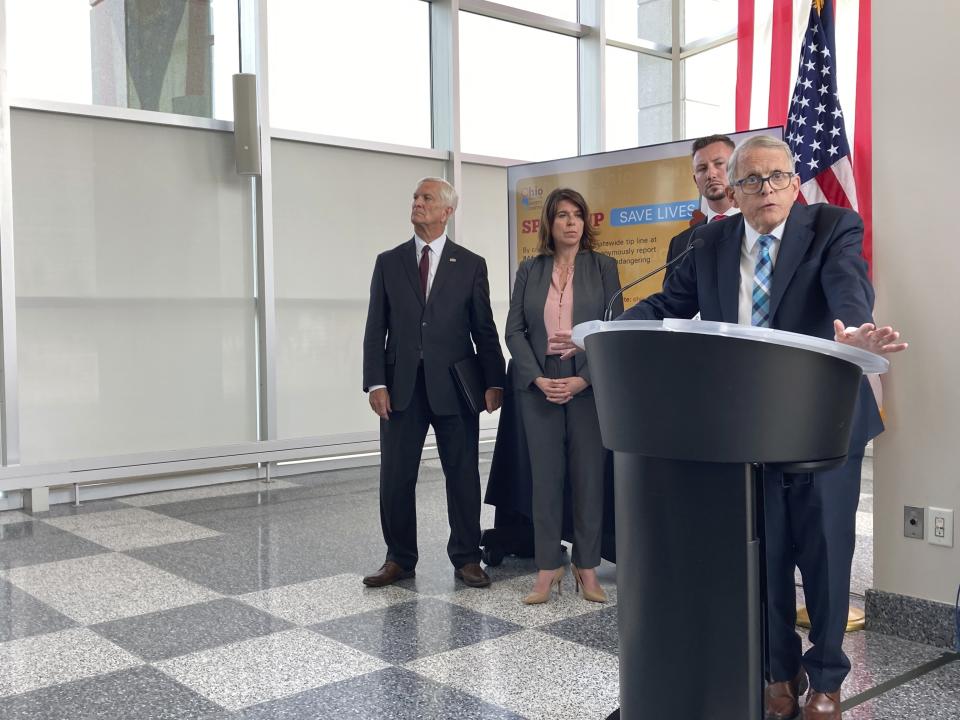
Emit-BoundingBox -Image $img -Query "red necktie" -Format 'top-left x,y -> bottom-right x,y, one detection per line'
711,213 -> 727,222
419,245 -> 430,298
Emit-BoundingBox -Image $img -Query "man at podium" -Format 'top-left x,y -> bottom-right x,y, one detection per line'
563,135 -> 906,720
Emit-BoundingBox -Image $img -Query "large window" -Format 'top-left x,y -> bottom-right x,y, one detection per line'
638,53 -> 673,145
7,0 -> 238,121
684,0 -> 737,43
490,0 -> 578,22
267,0 -> 431,146
608,0 -> 672,46
605,47 -> 641,151
683,41 -> 737,138
459,12 -> 578,160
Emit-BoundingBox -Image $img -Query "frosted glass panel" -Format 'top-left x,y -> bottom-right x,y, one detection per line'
460,163 -> 510,432
11,110 -> 256,463
271,140 -> 446,439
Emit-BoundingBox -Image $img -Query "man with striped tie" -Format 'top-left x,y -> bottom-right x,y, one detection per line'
664,134 -> 740,284
604,134 -> 907,719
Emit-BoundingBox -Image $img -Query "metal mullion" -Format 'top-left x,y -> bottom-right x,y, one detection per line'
459,0 -> 588,37
430,0 -> 463,236
672,0 -> 682,140
245,0 -> 277,443
0,0 -> 21,467
605,37 -> 672,60
680,31 -> 737,60
578,0 -> 605,154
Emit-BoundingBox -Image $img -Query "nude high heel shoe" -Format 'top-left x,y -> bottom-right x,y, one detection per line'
571,564 -> 607,603
522,567 -> 566,605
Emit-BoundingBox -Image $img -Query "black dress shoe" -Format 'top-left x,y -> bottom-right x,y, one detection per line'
454,562 -> 491,588
765,669 -> 808,720
362,561 -> 414,587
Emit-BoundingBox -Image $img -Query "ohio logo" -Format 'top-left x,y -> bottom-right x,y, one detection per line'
519,186 -> 544,207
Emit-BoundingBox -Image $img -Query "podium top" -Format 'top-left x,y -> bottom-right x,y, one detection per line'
573,318 -> 889,374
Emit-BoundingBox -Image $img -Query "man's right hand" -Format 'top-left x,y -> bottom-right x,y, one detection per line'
369,388 -> 392,419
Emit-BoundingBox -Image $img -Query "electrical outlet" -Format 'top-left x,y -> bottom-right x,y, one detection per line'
927,507 -> 954,548
904,506 -> 924,539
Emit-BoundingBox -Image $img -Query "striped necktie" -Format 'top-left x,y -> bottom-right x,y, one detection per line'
751,234 -> 775,327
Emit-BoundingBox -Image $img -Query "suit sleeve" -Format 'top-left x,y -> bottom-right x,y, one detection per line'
578,255 -> 624,385
819,211 -> 875,327
469,257 -> 507,389
663,231 -> 686,284
362,255 -> 388,392
617,243 -> 701,321
504,260 -> 544,390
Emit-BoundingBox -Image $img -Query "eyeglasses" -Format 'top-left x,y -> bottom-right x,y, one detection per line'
733,171 -> 795,195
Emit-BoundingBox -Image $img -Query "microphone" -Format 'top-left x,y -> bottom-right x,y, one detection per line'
603,236 -> 705,321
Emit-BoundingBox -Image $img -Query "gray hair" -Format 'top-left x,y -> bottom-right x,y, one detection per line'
416,176 -> 459,211
727,135 -> 795,185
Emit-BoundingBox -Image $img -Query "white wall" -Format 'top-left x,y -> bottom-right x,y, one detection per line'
872,1 -> 960,604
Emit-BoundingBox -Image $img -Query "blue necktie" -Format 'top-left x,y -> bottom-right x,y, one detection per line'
751,234 -> 775,327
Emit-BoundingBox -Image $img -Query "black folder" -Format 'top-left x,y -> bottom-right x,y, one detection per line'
452,355 -> 486,415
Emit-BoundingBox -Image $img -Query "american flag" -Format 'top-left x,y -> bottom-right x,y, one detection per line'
736,0 -> 873,271
785,0 -> 858,212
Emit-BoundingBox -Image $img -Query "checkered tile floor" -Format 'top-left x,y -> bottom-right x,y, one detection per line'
0,458 -> 956,719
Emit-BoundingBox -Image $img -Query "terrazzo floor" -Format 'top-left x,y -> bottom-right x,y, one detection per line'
0,456 -> 956,719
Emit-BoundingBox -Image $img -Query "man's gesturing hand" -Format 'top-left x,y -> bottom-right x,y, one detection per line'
833,320 -> 908,355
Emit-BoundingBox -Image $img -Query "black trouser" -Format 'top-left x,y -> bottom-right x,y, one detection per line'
517,356 -> 606,570
379,366 -> 481,570
763,453 -> 863,692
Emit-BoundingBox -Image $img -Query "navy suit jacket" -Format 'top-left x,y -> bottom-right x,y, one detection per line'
663,218 -> 705,285
362,238 -> 506,416
620,202 -> 882,446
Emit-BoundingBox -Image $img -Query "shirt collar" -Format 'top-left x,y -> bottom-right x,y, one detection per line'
415,233 -> 447,257
706,206 -> 740,223
743,218 -> 787,253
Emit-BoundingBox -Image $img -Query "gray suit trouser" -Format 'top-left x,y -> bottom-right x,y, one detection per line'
517,356 -> 606,570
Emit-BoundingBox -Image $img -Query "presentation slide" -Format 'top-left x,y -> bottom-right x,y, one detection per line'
507,128 -> 781,309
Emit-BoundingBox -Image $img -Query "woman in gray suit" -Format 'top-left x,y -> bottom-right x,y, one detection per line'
505,188 -> 623,604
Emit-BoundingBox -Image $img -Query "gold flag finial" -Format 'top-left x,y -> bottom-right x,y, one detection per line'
813,0 -> 825,12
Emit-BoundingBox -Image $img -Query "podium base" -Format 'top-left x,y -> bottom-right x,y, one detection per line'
796,606 -> 866,632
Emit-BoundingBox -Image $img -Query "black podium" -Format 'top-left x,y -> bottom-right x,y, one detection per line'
574,319 -> 888,720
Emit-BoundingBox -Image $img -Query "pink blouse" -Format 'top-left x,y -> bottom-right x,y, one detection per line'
544,262 -> 574,355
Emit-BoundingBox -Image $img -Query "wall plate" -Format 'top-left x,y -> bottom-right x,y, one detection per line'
904,506 -> 924,540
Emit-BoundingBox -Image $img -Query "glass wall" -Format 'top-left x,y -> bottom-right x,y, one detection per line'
267,0 -> 431,147
6,0 -> 238,121
491,1 -> 578,22
605,46 -> 641,151
0,0 -> 745,469
683,41 -> 737,137
11,111 -> 256,463
459,12 -> 578,160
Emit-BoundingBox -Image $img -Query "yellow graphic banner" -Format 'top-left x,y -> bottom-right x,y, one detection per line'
507,130 -> 778,311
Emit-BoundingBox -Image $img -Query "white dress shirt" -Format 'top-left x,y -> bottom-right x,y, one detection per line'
705,206 -> 740,223
737,219 -> 786,326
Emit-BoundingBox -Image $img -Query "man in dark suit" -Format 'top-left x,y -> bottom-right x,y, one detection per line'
362,177 -> 506,589
664,134 -> 740,283
611,136 -> 906,719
